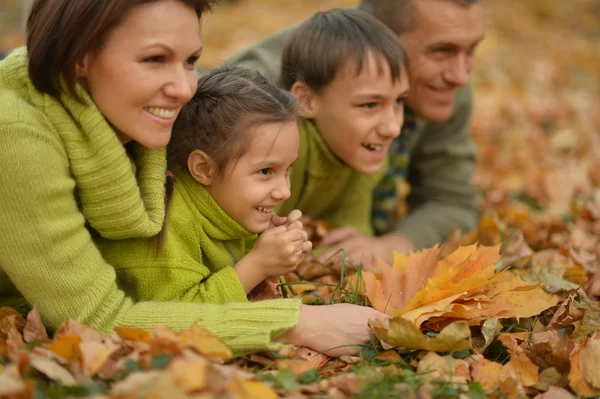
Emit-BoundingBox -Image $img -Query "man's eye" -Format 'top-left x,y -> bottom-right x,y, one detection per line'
396,97 -> 406,105
143,55 -> 165,63
259,168 -> 272,176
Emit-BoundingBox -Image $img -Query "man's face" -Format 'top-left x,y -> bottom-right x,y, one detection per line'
400,0 -> 484,122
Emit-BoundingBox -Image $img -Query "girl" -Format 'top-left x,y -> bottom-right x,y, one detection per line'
0,0 -> 387,357
96,66 -> 312,303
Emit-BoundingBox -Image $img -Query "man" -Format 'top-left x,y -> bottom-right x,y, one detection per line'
227,0 -> 484,264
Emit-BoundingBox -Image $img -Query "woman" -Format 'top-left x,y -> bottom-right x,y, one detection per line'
0,0 -> 387,356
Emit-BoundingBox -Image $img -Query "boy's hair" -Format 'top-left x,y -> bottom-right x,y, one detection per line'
280,8 -> 409,92
26,0 -> 214,102
359,0 -> 482,36
168,65 -> 298,176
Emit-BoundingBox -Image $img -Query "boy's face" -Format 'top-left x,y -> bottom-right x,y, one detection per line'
207,121 -> 299,233
307,53 -> 410,175
400,0 -> 484,122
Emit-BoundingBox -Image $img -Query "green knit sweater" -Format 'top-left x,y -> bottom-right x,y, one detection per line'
0,47 -> 300,354
277,119 -> 387,236
96,170 -> 253,304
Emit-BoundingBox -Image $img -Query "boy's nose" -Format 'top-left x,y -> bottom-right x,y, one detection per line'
378,107 -> 404,138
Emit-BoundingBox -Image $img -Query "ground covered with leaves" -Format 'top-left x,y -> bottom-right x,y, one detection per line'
2,0 -> 600,398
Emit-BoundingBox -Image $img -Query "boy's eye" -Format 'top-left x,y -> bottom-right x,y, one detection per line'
143,55 -> 165,63
359,102 -> 377,109
259,168 -> 272,176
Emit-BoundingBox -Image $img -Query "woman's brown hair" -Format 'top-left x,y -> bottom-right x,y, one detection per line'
26,0 -> 215,102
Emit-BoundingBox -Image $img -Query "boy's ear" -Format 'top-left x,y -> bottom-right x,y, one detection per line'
187,149 -> 217,185
290,82 -> 318,118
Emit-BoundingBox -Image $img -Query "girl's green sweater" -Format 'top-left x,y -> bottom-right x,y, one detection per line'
95,171 -> 253,305
0,47 -> 300,354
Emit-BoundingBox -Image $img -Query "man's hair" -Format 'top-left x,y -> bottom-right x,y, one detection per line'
359,0 -> 482,35
280,8 -> 409,92
26,0 -> 215,102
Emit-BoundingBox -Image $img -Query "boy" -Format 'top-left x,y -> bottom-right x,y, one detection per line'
277,9 -> 410,241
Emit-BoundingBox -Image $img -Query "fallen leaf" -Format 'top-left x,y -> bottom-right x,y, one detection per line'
115,326 -> 150,344
178,324 -> 233,360
48,335 -> 81,362
498,333 -> 540,386
29,353 -> 77,386
370,318 -> 472,352
22,306 -> 48,343
416,351 -> 470,384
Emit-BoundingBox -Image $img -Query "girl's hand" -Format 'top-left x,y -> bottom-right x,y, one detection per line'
269,209 -> 303,229
235,223 -> 311,292
275,304 -> 389,357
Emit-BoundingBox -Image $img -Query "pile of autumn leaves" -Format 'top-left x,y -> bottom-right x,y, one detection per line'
2,242 -> 599,398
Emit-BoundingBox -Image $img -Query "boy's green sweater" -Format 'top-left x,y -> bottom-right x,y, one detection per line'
277,119 -> 387,236
0,47 -> 300,354
96,171 -> 253,304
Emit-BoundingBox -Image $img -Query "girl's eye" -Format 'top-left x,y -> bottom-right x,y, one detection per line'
259,168 -> 272,176
143,55 -> 165,63
360,102 -> 377,109
184,56 -> 199,68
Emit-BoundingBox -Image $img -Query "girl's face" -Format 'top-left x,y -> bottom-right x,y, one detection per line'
207,121 -> 300,233
80,1 -> 202,148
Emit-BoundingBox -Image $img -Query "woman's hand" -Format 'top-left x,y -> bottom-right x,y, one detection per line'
275,304 -> 389,357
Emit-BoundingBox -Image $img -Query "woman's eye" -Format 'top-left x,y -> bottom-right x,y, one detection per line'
143,55 -> 165,63
184,56 -> 199,68
259,168 -> 272,176
360,102 -> 377,109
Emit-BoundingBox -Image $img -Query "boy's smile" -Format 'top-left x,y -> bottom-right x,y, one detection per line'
305,52 -> 410,175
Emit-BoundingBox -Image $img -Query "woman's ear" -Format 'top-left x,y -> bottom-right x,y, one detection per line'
187,149 -> 217,185
75,53 -> 90,79
290,82 -> 318,118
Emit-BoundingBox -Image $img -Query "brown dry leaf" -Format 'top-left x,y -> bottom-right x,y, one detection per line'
578,331 -> 600,389
276,359 -> 319,375
524,331 -> 574,374
498,333 -> 539,387
22,306 -> 48,343
0,364 -> 27,396
48,335 -> 82,362
114,326 -> 150,344
416,351 -> 470,384
55,320 -> 105,342
370,318 -> 472,352
533,386 -> 575,399
229,374 -> 279,399
471,358 -> 506,392
178,324 -> 233,360
169,356 -> 211,393
79,340 -> 119,377
533,367 -> 563,392
568,339 -> 600,397
29,353 -> 77,386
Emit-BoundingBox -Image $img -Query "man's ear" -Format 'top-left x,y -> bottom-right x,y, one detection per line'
290,82 -> 319,118
187,149 -> 217,185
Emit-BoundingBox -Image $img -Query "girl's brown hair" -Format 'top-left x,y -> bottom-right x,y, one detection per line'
27,0 -> 215,102
156,65 -> 298,250
168,65 -> 298,176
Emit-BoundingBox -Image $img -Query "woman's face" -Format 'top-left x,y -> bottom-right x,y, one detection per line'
81,1 -> 202,148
